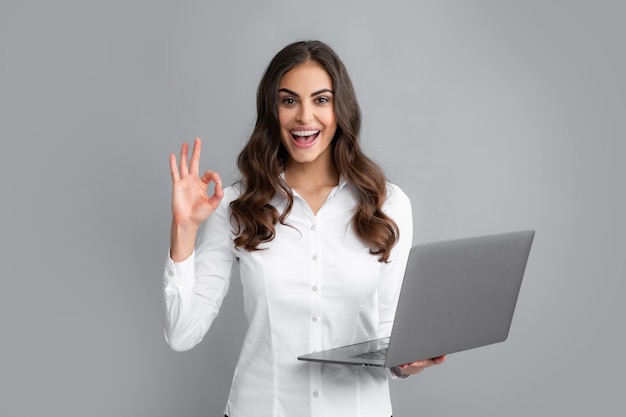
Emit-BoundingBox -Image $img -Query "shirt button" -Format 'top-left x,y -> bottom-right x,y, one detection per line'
312,286 -> 318,292
312,316 -> 318,322
312,254 -> 318,261
313,391 -> 319,398
310,224 -> 316,231
167,270 -> 173,277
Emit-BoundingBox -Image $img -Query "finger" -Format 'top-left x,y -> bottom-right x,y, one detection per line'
401,359 -> 433,370
189,137 -> 202,176
200,170 -> 224,208
179,142 -> 189,177
213,172 -> 224,199
431,355 -> 447,365
400,360 -> 428,370
397,362 -> 426,376
397,356 -> 446,375
199,170 -> 218,185
169,153 -> 180,181
201,170 -> 224,194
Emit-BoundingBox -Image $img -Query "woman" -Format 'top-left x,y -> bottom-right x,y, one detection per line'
164,40 -> 445,417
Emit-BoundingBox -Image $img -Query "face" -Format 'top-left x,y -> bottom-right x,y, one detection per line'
277,60 -> 337,169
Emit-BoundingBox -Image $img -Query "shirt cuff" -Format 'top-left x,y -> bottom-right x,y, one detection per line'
164,249 -> 196,285
390,366 -> 410,379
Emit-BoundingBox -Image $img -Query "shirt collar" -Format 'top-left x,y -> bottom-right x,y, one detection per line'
278,172 -> 348,190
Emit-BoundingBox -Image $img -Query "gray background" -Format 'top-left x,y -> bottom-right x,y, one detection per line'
1,0 -> 624,416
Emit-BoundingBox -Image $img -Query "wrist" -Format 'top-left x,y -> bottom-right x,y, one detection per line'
170,221 -> 199,262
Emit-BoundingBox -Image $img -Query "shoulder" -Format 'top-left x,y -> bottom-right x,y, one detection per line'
384,182 -> 411,210
203,184 -> 242,225
222,184 -> 242,203
383,182 -> 413,233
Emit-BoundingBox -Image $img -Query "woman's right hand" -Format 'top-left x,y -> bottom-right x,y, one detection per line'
169,138 -> 223,261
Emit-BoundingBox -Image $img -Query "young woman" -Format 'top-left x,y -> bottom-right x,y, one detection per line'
164,40 -> 445,417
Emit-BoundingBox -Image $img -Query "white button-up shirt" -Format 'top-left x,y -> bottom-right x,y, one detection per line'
163,177 -> 413,417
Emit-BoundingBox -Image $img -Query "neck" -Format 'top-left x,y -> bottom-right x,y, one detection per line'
283,157 -> 339,190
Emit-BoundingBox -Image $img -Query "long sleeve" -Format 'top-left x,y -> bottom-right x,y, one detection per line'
376,183 -> 413,339
162,179 -> 414,415
162,187 -> 238,352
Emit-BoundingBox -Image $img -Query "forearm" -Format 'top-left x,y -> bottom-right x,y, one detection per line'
163,287 -> 208,352
162,251 -> 227,352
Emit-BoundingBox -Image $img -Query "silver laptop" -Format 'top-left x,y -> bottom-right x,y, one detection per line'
298,230 -> 535,368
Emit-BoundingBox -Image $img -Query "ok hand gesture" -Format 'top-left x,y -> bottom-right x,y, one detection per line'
169,138 -> 224,261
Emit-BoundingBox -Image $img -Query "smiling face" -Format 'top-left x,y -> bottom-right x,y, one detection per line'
278,60 -> 337,170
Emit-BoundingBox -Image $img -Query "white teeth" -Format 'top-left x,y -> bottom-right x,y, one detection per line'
291,130 -> 319,137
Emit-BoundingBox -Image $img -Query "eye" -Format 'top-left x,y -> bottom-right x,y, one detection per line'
315,96 -> 331,104
281,97 -> 296,106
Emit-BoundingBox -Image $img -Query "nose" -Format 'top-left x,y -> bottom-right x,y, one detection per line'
296,101 -> 313,123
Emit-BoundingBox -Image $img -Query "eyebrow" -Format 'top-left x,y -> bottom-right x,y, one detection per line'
278,88 -> 334,97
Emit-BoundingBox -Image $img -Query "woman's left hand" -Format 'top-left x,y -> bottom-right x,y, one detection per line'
396,355 -> 447,376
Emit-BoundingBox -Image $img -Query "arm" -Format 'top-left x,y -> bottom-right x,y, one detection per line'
377,184 -> 446,377
162,138 -> 232,351
376,184 -> 413,339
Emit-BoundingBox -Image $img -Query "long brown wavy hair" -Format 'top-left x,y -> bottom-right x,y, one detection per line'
230,40 -> 399,262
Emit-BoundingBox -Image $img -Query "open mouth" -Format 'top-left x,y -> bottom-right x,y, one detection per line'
291,129 -> 320,146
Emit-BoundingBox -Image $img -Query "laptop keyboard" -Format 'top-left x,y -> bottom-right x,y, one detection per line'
350,347 -> 388,360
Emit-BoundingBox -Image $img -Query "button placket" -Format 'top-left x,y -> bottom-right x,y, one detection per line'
308,218 -> 323,416
309,218 -> 322,352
